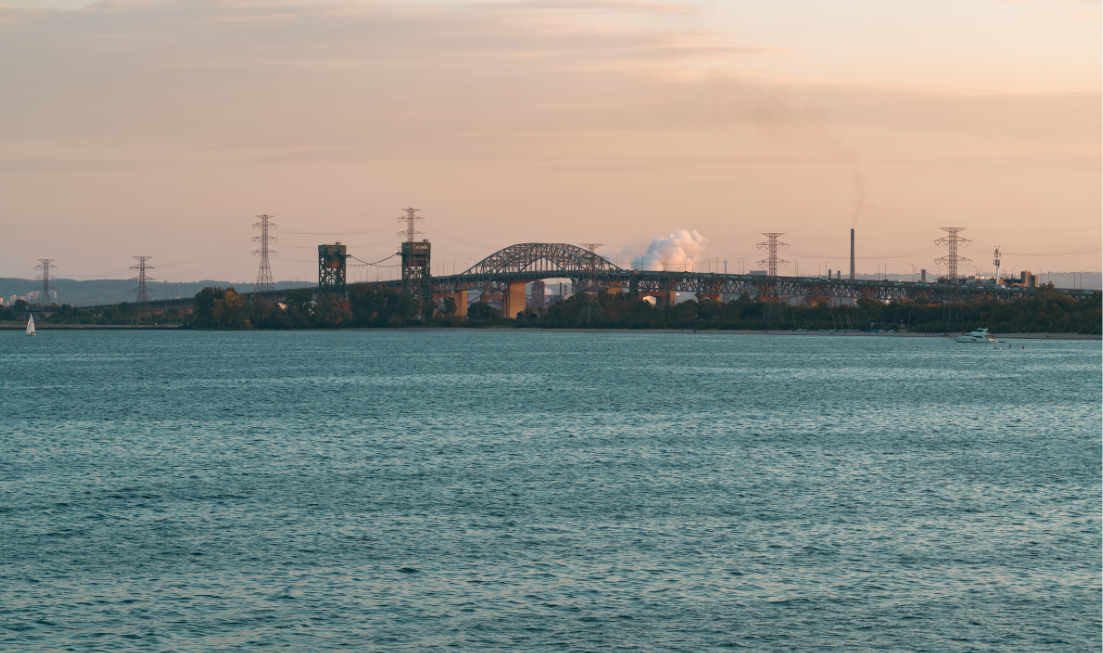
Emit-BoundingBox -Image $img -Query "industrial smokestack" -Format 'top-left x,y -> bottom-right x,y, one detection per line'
850,229 -> 855,281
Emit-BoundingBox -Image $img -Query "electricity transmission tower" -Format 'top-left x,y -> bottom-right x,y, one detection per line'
756,233 -> 789,277
934,227 -> 971,284
252,214 -> 278,293
578,243 -> 603,325
35,259 -> 55,307
397,207 -> 424,242
130,257 -> 155,303
396,208 -> 432,315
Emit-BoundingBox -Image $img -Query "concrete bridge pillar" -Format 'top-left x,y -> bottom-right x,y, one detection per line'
502,281 -> 529,319
456,290 -> 468,317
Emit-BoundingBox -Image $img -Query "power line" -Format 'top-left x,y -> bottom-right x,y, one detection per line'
348,253 -> 401,268
780,245 -> 942,260
964,245 -> 1102,257
969,226 -> 1100,235
279,226 -> 395,236
276,212 -> 385,222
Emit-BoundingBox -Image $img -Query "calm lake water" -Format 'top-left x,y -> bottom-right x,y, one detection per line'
1,331 -> 1100,651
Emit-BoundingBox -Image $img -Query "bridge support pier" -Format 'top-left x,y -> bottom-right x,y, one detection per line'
503,281 -> 529,320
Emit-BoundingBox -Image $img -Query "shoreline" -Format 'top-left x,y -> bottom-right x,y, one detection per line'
522,329 -> 1102,340
1,325 -> 181,330
3,324 -> 1098,340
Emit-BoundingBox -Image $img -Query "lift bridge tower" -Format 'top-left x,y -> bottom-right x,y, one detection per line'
318,242 -> 348,307
398,208 -> 432,314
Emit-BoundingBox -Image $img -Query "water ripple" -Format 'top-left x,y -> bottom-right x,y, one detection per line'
0,331 -> 1099,651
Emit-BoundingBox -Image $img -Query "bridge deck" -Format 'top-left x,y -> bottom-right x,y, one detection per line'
64,269 -> 1095,313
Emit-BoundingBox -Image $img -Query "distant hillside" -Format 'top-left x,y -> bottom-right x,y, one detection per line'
0,278 -> 313,307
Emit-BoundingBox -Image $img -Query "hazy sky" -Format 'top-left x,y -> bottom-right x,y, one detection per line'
1,0 -> 1099,283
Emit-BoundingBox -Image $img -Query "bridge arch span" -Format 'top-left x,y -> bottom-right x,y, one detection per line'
462,243 -> 621,276
446,243 -> 621,319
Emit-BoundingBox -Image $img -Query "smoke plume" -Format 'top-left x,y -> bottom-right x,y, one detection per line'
852,162 -> 866,227
631,229 -> 708,271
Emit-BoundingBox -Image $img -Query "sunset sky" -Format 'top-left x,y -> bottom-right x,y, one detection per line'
1,0 -> 1099,283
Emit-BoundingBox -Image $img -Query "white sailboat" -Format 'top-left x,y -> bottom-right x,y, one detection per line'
26,314 -> 36,336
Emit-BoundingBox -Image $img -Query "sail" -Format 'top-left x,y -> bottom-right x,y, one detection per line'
26,314 -> 35,335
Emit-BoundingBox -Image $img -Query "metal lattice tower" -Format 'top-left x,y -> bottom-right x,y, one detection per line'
34,259 -> 55,307
992,246 -> 1001,284
397,207 -> 424,242
401,240 -> 432,314
318,244 -> 348,294
756,233 -> 789,277
252,214 -> 278,294
934,227 -> 971,284
397,208 -> 431,316
130,257 -> 155,303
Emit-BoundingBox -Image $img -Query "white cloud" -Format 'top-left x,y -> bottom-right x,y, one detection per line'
631,229 -> 707,271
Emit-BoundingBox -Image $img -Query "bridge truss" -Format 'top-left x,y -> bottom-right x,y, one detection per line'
383,242 -> 1068,305
428,243 -> 623,298
73,242 -> 1096,314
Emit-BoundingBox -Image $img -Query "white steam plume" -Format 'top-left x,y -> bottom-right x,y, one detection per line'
631,229 -> 708,271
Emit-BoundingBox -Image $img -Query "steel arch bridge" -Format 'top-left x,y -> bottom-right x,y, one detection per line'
71,241 -> 1096,315
463,243 -> 620,276
430,243 -> 620,295
371,242 -> 1087,315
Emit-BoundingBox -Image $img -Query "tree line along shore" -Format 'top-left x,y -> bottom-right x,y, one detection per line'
5,283 -> 1100,335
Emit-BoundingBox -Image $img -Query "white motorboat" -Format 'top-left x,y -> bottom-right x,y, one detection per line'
954,327 -> 997,343
26,314 -> 36,336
